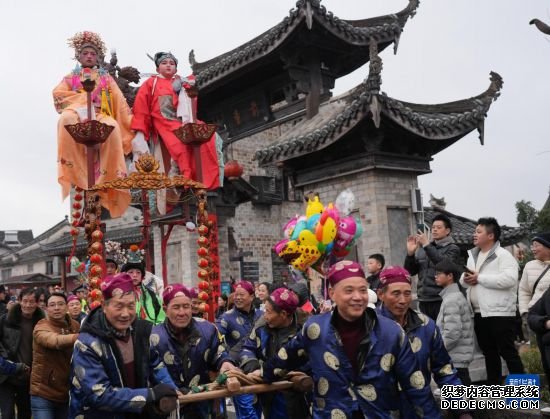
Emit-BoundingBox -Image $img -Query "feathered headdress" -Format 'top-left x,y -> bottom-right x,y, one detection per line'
68,31 -> 107,59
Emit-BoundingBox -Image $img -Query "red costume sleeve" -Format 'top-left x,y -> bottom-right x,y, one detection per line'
131,77 -> 154,139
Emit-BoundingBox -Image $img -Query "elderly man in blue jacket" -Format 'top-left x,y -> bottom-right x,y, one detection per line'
150,284 -> 237,418
216,280 -> 263,418
262,260 -> 440,419
377,266 -> 469,419
240,287 -> 310,418
69,273 -> 177,419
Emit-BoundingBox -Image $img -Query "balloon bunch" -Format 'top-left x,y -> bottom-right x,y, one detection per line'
274,189 -> 363,272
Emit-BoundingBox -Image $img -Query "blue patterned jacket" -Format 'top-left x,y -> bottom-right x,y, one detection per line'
215,307 -> 263,358
69,307 -> 173,419
150,317 -> 232,418
240,316 -> 310,418
379,306 -> 461,418
262,308 -> 440,419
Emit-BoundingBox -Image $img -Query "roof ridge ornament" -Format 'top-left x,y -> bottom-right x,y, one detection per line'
306,1 -> 314,30
530,18 -> 550,35
366,40 -> 383,128
189,49 -> 197,67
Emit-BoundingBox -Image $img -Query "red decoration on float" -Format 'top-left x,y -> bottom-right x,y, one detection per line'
90,289 -> 102,300
198,281 -> 209,290
198,291 -> 209,301
198,269 -> 209,279
198,258 -> 209,268
198,225 -> 209,236
90,300 -> 101,310
89,265 -> 102,276
197,247 -> 208,257
197,236 -> 209,247
90,254 -> 102,263
91,242 -> 103,253
70,228 -> 79,236
91,230 -> 104,240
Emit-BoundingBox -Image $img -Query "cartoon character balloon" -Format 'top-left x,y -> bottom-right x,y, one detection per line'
275,190 -> 363,272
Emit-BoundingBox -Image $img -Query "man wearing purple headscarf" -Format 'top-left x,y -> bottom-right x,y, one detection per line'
239,287 -> 309,418
69,273 -> 177,418
149,284 -> 235,418
263,261 -> 440,419
215,280 -> 263,418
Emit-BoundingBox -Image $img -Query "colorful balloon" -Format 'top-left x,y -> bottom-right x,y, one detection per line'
335,189 -> 355,216
305,195 -> 324,218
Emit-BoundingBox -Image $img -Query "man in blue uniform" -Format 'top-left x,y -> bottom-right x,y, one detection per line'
150,284 -> 236,418
216,280 -> 263,418
262,261 -> 440,419
69,273 -> 177,418
377,266 -> 467,418
240,287 -> 310,418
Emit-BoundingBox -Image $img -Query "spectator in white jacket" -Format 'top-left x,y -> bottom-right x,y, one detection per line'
460,217 -> 524,384
518,232 -> 550,318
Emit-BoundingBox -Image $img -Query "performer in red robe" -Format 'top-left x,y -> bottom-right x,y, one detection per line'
131,52 -> 220,189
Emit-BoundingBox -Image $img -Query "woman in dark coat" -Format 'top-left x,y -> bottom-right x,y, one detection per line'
528,287 -> 550,389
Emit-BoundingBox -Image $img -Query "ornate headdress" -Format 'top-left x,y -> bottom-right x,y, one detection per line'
68,31 -> 107,59
149,51 -> 178,67
105,240 -> 126,266
121,244 -> 145,276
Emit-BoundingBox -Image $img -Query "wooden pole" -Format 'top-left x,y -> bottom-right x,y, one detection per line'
178,381 -> 295,405
85,88 -> 96,189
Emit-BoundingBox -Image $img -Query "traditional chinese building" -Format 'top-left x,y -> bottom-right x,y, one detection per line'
149,0 -> 511,284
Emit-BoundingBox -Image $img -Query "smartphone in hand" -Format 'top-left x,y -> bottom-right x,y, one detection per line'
463,265 -> 474,275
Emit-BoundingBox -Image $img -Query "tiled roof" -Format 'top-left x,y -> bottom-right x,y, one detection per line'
255,72 -> 503,165
0,230 -> 34,246
0,273 -> 58,286
190,0 -> 419,89
424,208 -> 527,248
41,226 -> 143,256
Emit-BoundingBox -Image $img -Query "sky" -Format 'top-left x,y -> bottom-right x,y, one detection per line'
0,0 -> 548,236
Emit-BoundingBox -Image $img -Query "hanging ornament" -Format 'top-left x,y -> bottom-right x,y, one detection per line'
224,160 -> 244,179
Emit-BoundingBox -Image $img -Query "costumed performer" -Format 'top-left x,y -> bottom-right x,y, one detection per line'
131,52 -> 222,190
53,31 -> 137,217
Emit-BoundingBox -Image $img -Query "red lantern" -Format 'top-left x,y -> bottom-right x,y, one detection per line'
198,291 -> 209,301
224,160 -> 244,179
70,228 -> 79,237
75,187 -> 83,193
90,289 -> 102,300
198,269 -> 209,279
89,265 -> 103,276
92,230 -> 104,241
89,278 -> 99,288
202,303 -> 210,313
72,202 -> 82,210
197,237 -> 209,247
198,258 -> 209,269
90,254 -> 103,264
91,242 -> 103,253
198,281 -> 210,291
72,211 -> 81,219
198,225 -> 209,236
197,247 -> 208,257
90,300 -> 101,309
